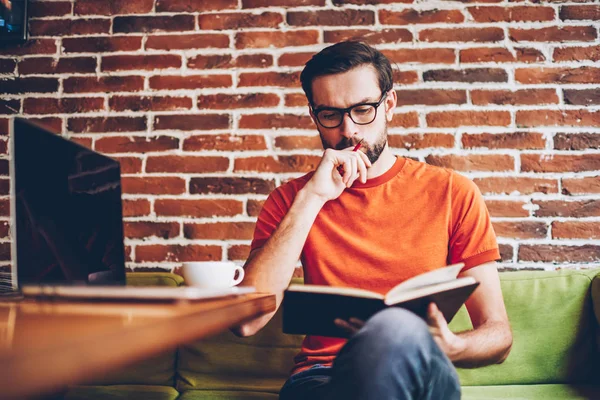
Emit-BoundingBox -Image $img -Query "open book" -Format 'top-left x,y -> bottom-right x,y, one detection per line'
282,263 -> 478,338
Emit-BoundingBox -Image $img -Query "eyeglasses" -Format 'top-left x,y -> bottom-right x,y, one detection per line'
311,90 -> 390,129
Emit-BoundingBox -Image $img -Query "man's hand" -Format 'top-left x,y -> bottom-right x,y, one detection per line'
303,147 -> 371,203
334,317 -> 365,337
427,303 -> 466,361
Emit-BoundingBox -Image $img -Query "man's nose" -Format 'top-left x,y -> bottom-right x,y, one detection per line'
339,112 -> 357,138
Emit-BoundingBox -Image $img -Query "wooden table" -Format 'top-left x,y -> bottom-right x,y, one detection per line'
0,293 -> 276,399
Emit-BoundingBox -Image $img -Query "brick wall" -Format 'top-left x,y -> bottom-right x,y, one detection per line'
1,0 -> 600,275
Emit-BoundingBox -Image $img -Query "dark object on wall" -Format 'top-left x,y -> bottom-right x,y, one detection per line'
0,0 -> 27,45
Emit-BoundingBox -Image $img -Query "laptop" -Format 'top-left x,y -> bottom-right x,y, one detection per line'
10,118 -> 254,301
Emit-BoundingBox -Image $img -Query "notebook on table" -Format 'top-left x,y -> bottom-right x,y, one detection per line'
9,118 -> 253,302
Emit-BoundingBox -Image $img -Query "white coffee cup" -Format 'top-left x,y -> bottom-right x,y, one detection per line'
181,261 -> 245,289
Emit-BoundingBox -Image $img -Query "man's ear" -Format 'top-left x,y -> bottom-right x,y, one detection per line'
385,89 -> 397,122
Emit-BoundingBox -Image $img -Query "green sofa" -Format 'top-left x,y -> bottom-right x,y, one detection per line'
61,269 -> 600,400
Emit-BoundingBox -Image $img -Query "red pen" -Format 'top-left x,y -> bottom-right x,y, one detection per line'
337,139 -> 364,176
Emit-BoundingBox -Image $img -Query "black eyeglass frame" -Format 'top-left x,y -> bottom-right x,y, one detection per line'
311,89 -> 391,129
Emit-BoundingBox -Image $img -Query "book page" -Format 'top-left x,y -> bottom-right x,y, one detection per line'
287,284 -> 384,300
384,276 -> 477,306
385,262 -> 465,301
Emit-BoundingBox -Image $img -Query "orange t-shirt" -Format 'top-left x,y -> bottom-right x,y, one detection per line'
250,157 -> 500,375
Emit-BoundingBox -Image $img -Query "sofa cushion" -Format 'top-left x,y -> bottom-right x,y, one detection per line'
178,390 -> 278,399
81,273 -> 182,386
462,384 -> 600,400
63,385 -> 179,400
177,305 -> 303,394
449,269 -> 600,386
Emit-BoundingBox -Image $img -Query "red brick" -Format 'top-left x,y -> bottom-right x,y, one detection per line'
68,117 -> 147,133
426,154 -> 514,172
113,15 -> 195,33
228,245 -> 250,261
395,90 -> 466,106
30,18 -> 110,36
62,36 -> 143,53
493,221 -> 547,239
102,55 -> 181,72
521,154 -> 600,173
238,72 -> 300,88
285,93 -> 308,107
123,199 -> 151,217
243,0 -> 324,7
23,97 -> 104,115
388,112 -> 419,128
30,2 -> 72,18
554,46 -> 600,62
122,177 -> 186,195
63,76 -> 144,93
560,5 -> 600,21
155,199 -> 243,217
388,133 -> 454,150
485,200 -> 529,218
146,156 -> 230,173
0,99 -> 20,115
424,68 -> 507,83
154,114 -> 230,131
382,49 -> 455,64
18,57 -> 97,75
379,9 -> 464,24
198,93 -> 279,110
184,222 -> 255,240
552,221 -> 600,240
199,12 -> 283,30
520,245 -> 600,263
471,89 -> 559,105
0,119 -> 7,136
0,59 -> 16,74
75,0 -> 154,15
516,110 -> 600,128
462,132 -> 545,149
427,111 -> 511,128
510,26 -> 596,42
420,28 -> 504,42
187,54 -> 273,69
239,114 -> 312,130
235,30 -> 319,49
0,221 -> 9,237
149,75 -> 232,90
110,96 -> 192,112
469,6 -> 554,22
554,132 -> 600,149
247,199 -> 265,217
278,52 -> 314,67
534,200 -> 600,218
460,47 -> 545,63
112,156 -> 143,174
287,10 -> 374,26
562,177 -> 600,195
183,134 -> 267,151
324,29 -> 412,44
156,0 -> 237,12
234,155 -> 321,173
135,245 -> 222,263
515,67 -> 600,84
0,78 -> 58,94
95,136 -> 179,153
146,34 -> 229,50
70,137 -> 93,149
397,70 -> 419,85
0,39 -> 57,56
274,135 -> 322,150
473,177 -> 558,195
124,221 -> 180,240
26,117 -> 62,132
190,177 -> 275,195
0,140 -> 8,154
333,0 -> 414,3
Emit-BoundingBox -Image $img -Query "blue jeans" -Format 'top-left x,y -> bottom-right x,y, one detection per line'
279,308 -> 461,400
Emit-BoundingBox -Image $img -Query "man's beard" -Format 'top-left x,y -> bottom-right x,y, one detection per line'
319,123 -> 388,165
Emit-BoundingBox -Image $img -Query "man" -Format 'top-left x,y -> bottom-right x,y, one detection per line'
233,41 -> 512,400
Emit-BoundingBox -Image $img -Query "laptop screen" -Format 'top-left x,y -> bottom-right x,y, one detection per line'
11,118 -> 126,287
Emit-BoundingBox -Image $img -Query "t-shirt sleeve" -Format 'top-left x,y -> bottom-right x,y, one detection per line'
250,186 -> 293,252
447,172 -> 501,272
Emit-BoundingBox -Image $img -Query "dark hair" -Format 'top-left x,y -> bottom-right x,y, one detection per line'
300,41 -> 393,106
